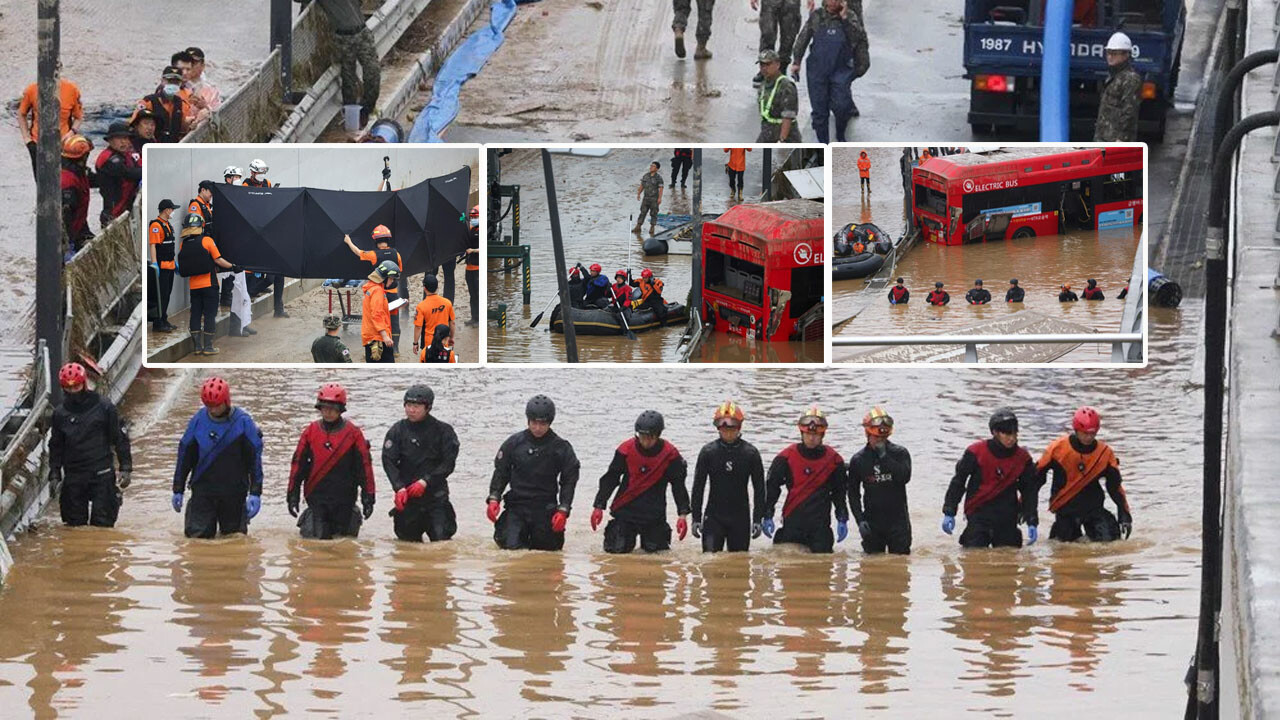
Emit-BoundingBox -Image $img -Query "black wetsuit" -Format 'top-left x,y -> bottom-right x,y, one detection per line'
383,415 -> 460,542
593,439 -> 690,553
1059,290 -> 1079,302
965,287 -> 992,305
50,390 -> 132,527
489,429 -> 580,550
764,444 -> 849,553
691,437 -> 766,552
943,438 -> 1039,548
1039,434 -> 1130,542
1005,286 -> 1025,302
848,439 -> 913,554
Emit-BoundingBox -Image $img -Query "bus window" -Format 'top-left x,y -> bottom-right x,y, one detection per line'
706,248 -> 765,307
1102,171 -> 1139,202
914,184 -> 946,215
788,266 -> 822,317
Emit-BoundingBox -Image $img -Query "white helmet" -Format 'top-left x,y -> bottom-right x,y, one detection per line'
249,158 -> 268,174
234,166 -> 244,177
223,165 -> 241,178
1105,32 -> 1133,53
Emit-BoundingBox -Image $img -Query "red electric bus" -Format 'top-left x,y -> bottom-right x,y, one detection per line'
701,200 -> 823,342
912,146 -> 1143,246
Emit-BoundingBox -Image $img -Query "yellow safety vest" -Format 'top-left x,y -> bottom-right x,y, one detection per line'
758,75 -> 793,124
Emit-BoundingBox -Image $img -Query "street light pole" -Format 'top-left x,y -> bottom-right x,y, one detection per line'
36,0 -> 64,403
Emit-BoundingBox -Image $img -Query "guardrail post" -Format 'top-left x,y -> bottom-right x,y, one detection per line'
963,343 -> 978,363
521,245 -> 531,305
270,0 -> 294,102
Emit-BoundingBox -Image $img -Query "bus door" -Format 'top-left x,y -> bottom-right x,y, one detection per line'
1059,180 -> 1094,231
964,212 -> 1012,243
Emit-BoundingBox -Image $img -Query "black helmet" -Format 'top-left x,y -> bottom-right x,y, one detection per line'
989,407 -> 1019,434
934,281 -> 944,288
635,410 -> 664,436
182,213 -> 205,229
1009,278 -> 1019,285
526,394 -> 555,423
404,384 -> 434,407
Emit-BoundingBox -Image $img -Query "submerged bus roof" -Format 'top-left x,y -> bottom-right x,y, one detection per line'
707,199 -> 823,247
919,146 -> 1143,181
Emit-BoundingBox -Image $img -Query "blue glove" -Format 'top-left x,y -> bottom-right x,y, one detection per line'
172,492 -> 184,513
941,514 -> 955,535
761,517 -> 775,538
836,520 -> 848,543
149,262 -> 160,274
245,494 -> 261,519
1027,525 -> 1038,545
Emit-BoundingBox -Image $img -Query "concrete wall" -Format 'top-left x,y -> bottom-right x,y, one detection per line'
140,145 -> 479,314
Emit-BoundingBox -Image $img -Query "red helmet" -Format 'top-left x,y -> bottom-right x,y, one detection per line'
640,268 -> 653,279
316,382 -> 348,408
615,269 -> 627,279
1073,406 -> 1101,433
589,263 -> 602,273
713,401 -> 744,428
201,376 -> 231,407
372,225 -> 392,242
58,362 -> 88,390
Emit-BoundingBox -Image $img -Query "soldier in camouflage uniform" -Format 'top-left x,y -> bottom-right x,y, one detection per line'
1094,32 -> 1142,142
314,0 -> 381,121
634,162 -> 666,235
673,0 -> 717,60
312,314 -> 354,363
753,0 -> 802,85
756,51 -> 802,143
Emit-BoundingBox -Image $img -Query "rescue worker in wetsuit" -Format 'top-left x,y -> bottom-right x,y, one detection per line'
50,363 -> 132,528
95,121 -> 141,228
1005,278 -> 1025,303
761,406 -> 850,553
172,377 -> 265,539
581,263 -> 613,308
1094,32 -> 1143,142
149,199 -> 179,333
635,268 -> 669,322
60,134 -> 94,255
1037,406 -> 1132,542
130,66 -> 187,143
857,150 -> 871,192
1059,283 -> 1079,302
1081,278 -> 1105,300
287,383 -> 376,539
384,385 -> 461,542
311,314 -> 353,363
926,281 -> 950,306
345,227 -> 404,348
791,0 -> 870,143
465,205 -> 480,326
488,395 -> 580,551
590,410 -> 691,553
1117,283 -> 1129,300
847,406 -> 913,554
691,401 -> 767,552
888,277 -> 910,304
942,408 -> 1040,548
610,270 -> 634,324
965,279 -> 992,305
361,260 -> 399,363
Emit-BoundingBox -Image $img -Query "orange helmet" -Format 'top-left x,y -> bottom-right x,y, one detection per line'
372,225 -> 392,242
798,405 -> 828,433
862,406 -> 894,437
713,401 -> 744,428
61,134 -> 93,160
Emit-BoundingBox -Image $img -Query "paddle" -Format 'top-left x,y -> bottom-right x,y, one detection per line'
611,291 -> 638,341
529,294 -> 558,328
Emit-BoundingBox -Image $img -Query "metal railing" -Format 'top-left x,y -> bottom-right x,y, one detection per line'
833,333 -> 1144,363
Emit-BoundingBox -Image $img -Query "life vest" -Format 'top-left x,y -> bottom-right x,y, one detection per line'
927,290 -> 948,305
1038,435 -> 1119,513
422,343 -> 454,363
1082,286 -> 1103,300
177,235 -> 215,278
139,94 -> 184,142
890,286 -> 908,302
242,176 -> 273,188
778,444 -> 842,519
374,246 -> 400,294
289,420 -> 371,498
150,218 -> 175,267
964,440 -> 1031,516
852,242 -> 866,254
188,196 -> 213,226
94,147 -> 141,218
639,277 -> 664,302
611,437 -> 681,511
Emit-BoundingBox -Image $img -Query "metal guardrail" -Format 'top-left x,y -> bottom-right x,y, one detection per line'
833,333 -> 1144,362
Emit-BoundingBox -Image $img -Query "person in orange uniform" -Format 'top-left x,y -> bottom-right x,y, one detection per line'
857,150 -> 871,193
345,226 -> 404,347
635,268 -> 668,322
361,260 -> 400,363
723,147 -> 752,201
177,213 -> 238,356
919,148 -> 933,163
187,180 -> 215,233
465,205 -> 480,326
59,134 -> 94,256
130,66 -> 188,143
421,323 -> 457,363
149,199 -> 180,333
413,275 -> 455,361
19,62 -> 83,179
1037,406 -> 1132,542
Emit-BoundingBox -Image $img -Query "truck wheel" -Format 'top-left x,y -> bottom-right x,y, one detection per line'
1012,227 -> 1035,240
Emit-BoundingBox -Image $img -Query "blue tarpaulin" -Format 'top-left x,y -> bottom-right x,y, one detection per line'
409,0 -> 519,142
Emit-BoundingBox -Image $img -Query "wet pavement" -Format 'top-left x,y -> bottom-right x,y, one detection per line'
0,305 -> 1203,716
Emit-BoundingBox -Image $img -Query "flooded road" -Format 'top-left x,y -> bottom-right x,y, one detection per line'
831,147 -> 1141,363
0,306 -> 1202,715
487,148 -> 820,363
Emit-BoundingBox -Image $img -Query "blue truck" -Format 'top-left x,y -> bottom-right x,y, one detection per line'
963,0 -> 1185,140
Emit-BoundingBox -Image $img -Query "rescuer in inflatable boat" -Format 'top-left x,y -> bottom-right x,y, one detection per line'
590,410 -> 691,553
384,384 -> 460,542
760,406 -> 849,553
691,401 -> 766,552
635,268 -> 669,321
610,270 -> 634,323
487,395 -> 581,551
287,383 -> 376,539
581,263 -> 613,308
847,406 -> 914,554
1037,406 -> 1132,542
941,408 -> 1040,548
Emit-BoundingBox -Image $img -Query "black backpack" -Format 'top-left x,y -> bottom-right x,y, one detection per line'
176,236 -> 215,278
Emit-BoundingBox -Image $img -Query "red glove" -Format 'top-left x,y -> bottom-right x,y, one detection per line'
406,479 -> 427,498
486,499 -> 501,523
394,487 -> 409,512
590,508 -> 603,531
676,516 -> 688,541
551,509 -> 568,533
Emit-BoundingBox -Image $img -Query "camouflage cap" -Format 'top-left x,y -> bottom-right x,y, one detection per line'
758,50 -> 781,65
322,314 -> 342,330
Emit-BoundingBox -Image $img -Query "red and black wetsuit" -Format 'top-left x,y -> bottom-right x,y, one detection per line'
943,438 -> 1039,548
61,160 -> 92,251
593,437 -> 690,553
1082,286 -> 1105,300
888,285 -> 910,304
926,290 -> 950,306
287,418 -> 375,539
848,439 -> 913,554
95,146 -> 141,227
764,443 -> 849,553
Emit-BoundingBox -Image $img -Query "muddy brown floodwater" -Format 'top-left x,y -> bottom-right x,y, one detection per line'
831,147 -> 1142,363
0,305 -> 1201,716
487,148 -> 820,363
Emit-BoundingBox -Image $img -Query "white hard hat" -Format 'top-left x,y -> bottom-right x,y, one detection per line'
1105,32 -> 1133,53
234,166 -> 244,177
249,158 -> 268,174
223,165 -> 240,178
